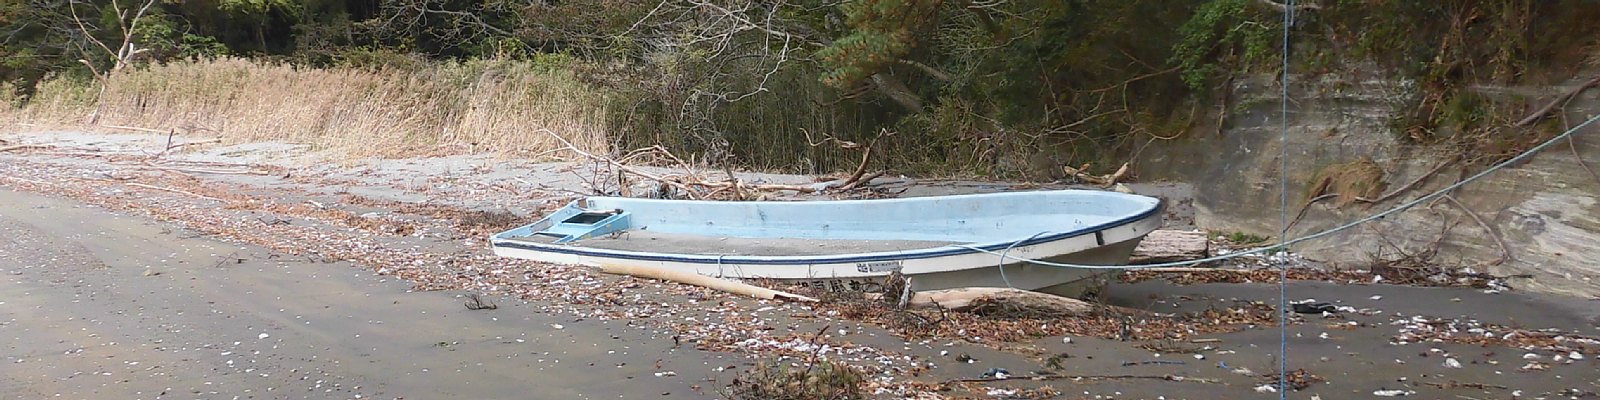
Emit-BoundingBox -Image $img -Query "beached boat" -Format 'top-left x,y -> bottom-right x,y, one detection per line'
489,190 -> 1163,297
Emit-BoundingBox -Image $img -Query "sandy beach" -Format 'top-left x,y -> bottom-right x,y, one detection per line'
3,130 -> 1598,399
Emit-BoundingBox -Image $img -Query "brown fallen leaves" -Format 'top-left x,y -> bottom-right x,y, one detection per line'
1121,264 -> 1514,289
811,292 -> 1283,343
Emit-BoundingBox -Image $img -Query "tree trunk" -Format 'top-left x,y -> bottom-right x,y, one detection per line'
256,24 -> 268,53
870,73 -> 925,112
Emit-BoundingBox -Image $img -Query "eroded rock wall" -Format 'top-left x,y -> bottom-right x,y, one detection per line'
1137,70 -> 1600,297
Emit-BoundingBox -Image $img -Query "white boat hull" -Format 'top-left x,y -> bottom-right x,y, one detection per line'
490,191 -> 1163,295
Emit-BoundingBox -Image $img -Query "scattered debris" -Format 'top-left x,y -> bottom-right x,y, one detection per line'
1390,315 -> 1600,354
1292,301 -> 1337,314
979,368 -> 1011,379
726,326 -> 867,400
464,293 -> 498,310
908,287 -> 1132,317
1423,381 -> 1507,390
1373,389 -> 1416,397
1258,369 -> 1323,391
726,359 -> 867,400
6,134 -> 1598,398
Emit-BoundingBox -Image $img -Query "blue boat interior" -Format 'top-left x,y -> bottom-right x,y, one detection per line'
494,191 -> 1162,248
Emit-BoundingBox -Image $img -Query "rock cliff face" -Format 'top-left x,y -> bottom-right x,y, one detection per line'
1136,70 -> 1600,297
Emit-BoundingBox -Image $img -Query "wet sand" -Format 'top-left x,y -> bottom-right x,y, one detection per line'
0,189 -> 724,399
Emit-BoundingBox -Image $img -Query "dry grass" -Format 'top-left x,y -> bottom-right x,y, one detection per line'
3,57 -> 609,159
1305,156 -> 1387,207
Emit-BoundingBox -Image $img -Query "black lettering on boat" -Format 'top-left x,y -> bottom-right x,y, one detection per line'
855,260 -> 903,273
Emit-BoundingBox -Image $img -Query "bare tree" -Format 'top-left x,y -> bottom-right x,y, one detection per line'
70,0 -> 158,73
68,0 -> 159,122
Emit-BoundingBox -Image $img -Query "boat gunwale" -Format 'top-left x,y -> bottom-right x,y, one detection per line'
491,191 -> 1165,266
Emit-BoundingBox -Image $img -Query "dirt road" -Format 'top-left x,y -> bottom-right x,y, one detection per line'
0,189 -> 719,399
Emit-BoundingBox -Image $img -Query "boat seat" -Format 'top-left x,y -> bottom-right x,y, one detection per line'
533,208 -> 631,243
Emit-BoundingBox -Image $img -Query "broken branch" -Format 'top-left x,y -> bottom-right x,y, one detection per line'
1441,194 -> 1510,266
537,128 -> 702,198
1,144 -> 54,153
909,287 -> 1146,316
1514,74 -> 1600,128
162,138 -> 223,153
100,124 -> 171,134
1063,162 -> 1131,187
136,164 -> 269,175
1357,155 -> 1459,204
1286,193 -> 1339,232
593,264 -> 817,302
126,182 -> 225,202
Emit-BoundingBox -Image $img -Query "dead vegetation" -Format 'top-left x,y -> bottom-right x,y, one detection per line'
1259,368 -> 1323,391
725,359 -> 866,400
539,127 -> 892,201
724,325 -> 867,400
335,195 -> 527,238
5,58 -> 610,160
1120,263 -> 1518,289
1305,156 -> 1387,208
463,293 -> 498,310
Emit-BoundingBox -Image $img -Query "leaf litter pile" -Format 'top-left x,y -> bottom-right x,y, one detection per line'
1120,252 -> 1517,291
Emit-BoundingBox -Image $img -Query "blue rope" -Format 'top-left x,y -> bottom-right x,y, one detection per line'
995,232 -> 1050,288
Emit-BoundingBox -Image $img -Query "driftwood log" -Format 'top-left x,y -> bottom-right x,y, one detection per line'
1062,162 -> 1130,187
594,264 -> 818,302
1129,230 -> 1210,264
908,287 -> 1142,316
0,144 -> 52,153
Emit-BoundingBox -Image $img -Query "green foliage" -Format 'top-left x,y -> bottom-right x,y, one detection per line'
332,48 -> 431,71
6,0 -> 1600,177
1321,0 -> 1600,160
1170,0 -> 1278,92
130,12 -> 231,62
217,0 -> 297,16
815,0 -> 942,88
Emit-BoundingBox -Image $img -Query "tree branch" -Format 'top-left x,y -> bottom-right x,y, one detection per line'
869,73 -> 925,112
1441,194 -> 1510,266
115,0 -> 159,70
1514,73 -> 1600,128
896,59 -> 951,81
68,1 -> 117,63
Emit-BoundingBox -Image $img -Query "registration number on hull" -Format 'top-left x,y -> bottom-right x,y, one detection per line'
855,260 -> 903,273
